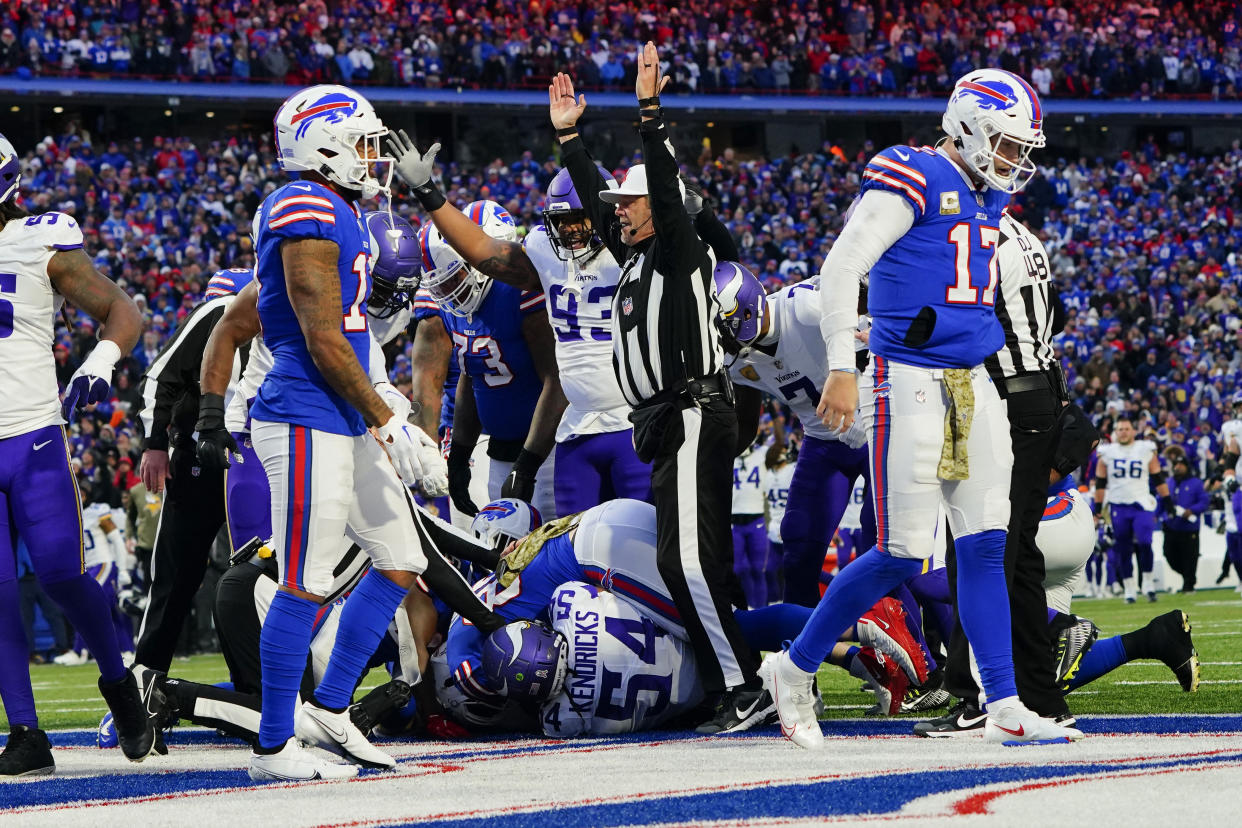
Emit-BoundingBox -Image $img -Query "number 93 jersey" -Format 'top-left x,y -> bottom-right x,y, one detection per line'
0,212 -> 81,438
1097,440 -> 1158,510
861,145 -> 1009,368
439,281 -> 546,443
250,180 -> 372,436
540,581 -> 703,737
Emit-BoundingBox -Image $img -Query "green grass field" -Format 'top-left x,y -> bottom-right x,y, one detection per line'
6,589 -> 1239,733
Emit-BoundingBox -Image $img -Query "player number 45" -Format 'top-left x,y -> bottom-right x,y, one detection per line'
945,223 -> 1000,306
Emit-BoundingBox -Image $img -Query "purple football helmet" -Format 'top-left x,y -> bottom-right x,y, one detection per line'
542,166 -> 616,264
713,261 -> 767,346
480,620 -> 568,703
365,210 -> 421,319
0,133 -> 21,204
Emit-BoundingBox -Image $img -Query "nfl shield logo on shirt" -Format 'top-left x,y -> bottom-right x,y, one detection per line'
622,297 -> 634,316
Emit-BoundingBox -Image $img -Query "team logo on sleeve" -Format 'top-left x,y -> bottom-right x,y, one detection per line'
290,91 -> 359,140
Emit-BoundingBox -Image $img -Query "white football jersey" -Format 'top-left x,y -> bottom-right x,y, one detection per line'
1097,440 -> 1158,510
81,501 -> 120,570
540,581 -> 703,737
225,332 -> 273,433
839,475 -> 868,530
524,226 -> 630,441
732,442 -> 766,514
0,212 -> 81,438
762,461 -> 795,543
728,283 -> 864,444
1227,491 -> 1238,534
1221,419 -> 1242,474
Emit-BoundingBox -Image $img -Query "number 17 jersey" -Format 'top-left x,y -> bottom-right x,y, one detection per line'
861,145 -> 1009,368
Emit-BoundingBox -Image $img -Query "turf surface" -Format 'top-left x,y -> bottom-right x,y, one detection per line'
6,588 -> 1239,732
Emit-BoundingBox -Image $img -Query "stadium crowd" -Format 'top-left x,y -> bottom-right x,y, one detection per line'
1,1 -> 1240,100
16,118 -> 1242,513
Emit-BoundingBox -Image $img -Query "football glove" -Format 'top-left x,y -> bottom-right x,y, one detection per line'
413,428 -> 449,496
387,129 -> 440,189
377,413 -> 424,483
447,442 -> 479,516
194,393 -> 238,470
500,448 -> 545,503
61,339 -> 121,421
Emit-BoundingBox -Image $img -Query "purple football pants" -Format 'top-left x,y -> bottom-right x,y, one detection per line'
225,432 -> 272,552
554,430 -> 652,516
780,435 -> 876,607
732,516 -> 770,608
1111,503 -> 1155,583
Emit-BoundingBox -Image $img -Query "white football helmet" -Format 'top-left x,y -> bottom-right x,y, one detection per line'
274,85 -> 392,199
942,69 -> 1045,194
419,200 -> 518,318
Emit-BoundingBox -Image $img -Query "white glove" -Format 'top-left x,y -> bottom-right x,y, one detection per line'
413,427 -> 449,496
62,339 -> 121,421
385,129 -> 440,189
375,381 -> 412,423
840,414 -> 868,449
376,413 -> 424,483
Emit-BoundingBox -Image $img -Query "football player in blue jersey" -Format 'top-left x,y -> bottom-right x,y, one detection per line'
194,85 -> 438,782
765,69 -> 1083,748
386,135 -> 653,518
414,201 -> 567,522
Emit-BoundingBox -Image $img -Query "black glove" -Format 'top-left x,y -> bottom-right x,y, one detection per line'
1052,402 -> 1100,479
195,392 -> 238,470
500,448 -> 545,504
446,442 -> 479,516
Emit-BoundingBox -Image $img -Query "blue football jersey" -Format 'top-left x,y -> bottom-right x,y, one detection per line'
861,145 -> 1009,368
413,289 -> 458,435
439,282 -> 546,443
250,181 -> 372,436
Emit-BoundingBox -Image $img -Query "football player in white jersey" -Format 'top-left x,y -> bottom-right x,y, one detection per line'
384,136 -> 652,516
1219,391 -> 1242,481
54,500 -> 134,666
761,417 -> 796,605
0,131 -> 159,773
715,263 -> 874,608
731,435 -> 770,608
1093,417 -> 1169,603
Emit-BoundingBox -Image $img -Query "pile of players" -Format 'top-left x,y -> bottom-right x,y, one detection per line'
0,59 -> 1203,782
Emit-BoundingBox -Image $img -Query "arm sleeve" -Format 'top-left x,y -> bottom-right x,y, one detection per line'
560,137 -> 628,262
366,332 -> 388,386
639,119 -> 706,278
694,207 -> 739,263
137,301 -> 228,449
818,189 -> 914,371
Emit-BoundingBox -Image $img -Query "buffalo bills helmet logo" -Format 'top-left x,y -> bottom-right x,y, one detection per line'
290,92 -> 359,140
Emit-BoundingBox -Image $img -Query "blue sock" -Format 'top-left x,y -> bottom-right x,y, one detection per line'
788,547 -> 923,674
954,529 -> 1016,703
0,575 -> 38,728
1066,635 -> 1127,691
42,573 -> 125,683
314,569 -> 408,710
258,590 -> 318,751
734,604 -> 814,652
1047,607 -> 1059,625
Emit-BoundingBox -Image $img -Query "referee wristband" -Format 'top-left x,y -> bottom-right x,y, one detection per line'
412,182 -> 447,212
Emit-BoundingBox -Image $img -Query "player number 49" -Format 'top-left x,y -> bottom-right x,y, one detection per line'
945,223 -> 1000,306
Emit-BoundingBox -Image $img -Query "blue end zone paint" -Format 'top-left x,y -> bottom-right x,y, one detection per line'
4,717 -> 1240,815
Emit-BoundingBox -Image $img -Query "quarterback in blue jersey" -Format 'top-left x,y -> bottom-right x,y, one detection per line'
195,85 -> 437,782
414,201 -> 566,522
764,69 -> 1082,748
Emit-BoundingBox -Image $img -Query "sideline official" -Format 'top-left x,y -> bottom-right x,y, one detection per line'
548,44 -> 767,733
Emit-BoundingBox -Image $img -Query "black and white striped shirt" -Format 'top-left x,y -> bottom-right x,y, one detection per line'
561,121 -> 723,407
985,212 -> 1058,379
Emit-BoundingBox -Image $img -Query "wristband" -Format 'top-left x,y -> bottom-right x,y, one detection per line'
555,126 -> 579,137
412,181 -> 446,212
195,392 -> 227,430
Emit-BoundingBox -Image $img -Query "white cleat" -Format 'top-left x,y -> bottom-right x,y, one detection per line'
984,703 -> 1084,745
249,737 -> 359,782
760,651 -> 824,750
295,701 -> 396,770
53,649 -> 91,666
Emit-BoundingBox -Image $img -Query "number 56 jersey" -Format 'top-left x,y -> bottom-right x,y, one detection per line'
0,211 -> 81,438
540,581 -> 703,737
861,145 -> 1009,368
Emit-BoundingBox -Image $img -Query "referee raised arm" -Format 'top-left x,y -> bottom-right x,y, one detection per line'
549,44 -> 768,733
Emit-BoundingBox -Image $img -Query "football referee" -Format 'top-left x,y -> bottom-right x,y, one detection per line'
919,212 -> 1082,734
546,45 -> 767,732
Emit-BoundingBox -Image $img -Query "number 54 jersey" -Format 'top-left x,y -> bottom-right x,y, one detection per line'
540,581 -> 703,737
861,145 -> 1009,368
0,211 -> 82,438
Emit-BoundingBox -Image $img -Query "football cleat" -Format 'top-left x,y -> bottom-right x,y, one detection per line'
759,651 -> 824,749
348,680 -> 412,737
249,737 -> 359,782
296,701 -> 396,769
913,700 -> 987,738
984,702 -> 1084,745
850,647 -> 910,716
97,670 -> 161,762
1148,610 -> 1200,692
0,727 -> 55,777
1052,614 -> 1100,691
901,668 -> 953,714
1146,590 -> 1159,603
53,649 -> 91,666
693,685 -> 775,735
856,598 -> 930,684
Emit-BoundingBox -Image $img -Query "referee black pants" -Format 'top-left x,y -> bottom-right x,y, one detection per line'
945,384 -> 1067,717
134,442 -> 226,673
1163,528 -> 1200,591
648,399 -> 757,694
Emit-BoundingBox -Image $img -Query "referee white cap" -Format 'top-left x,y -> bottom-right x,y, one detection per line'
598,164 -> 686,203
